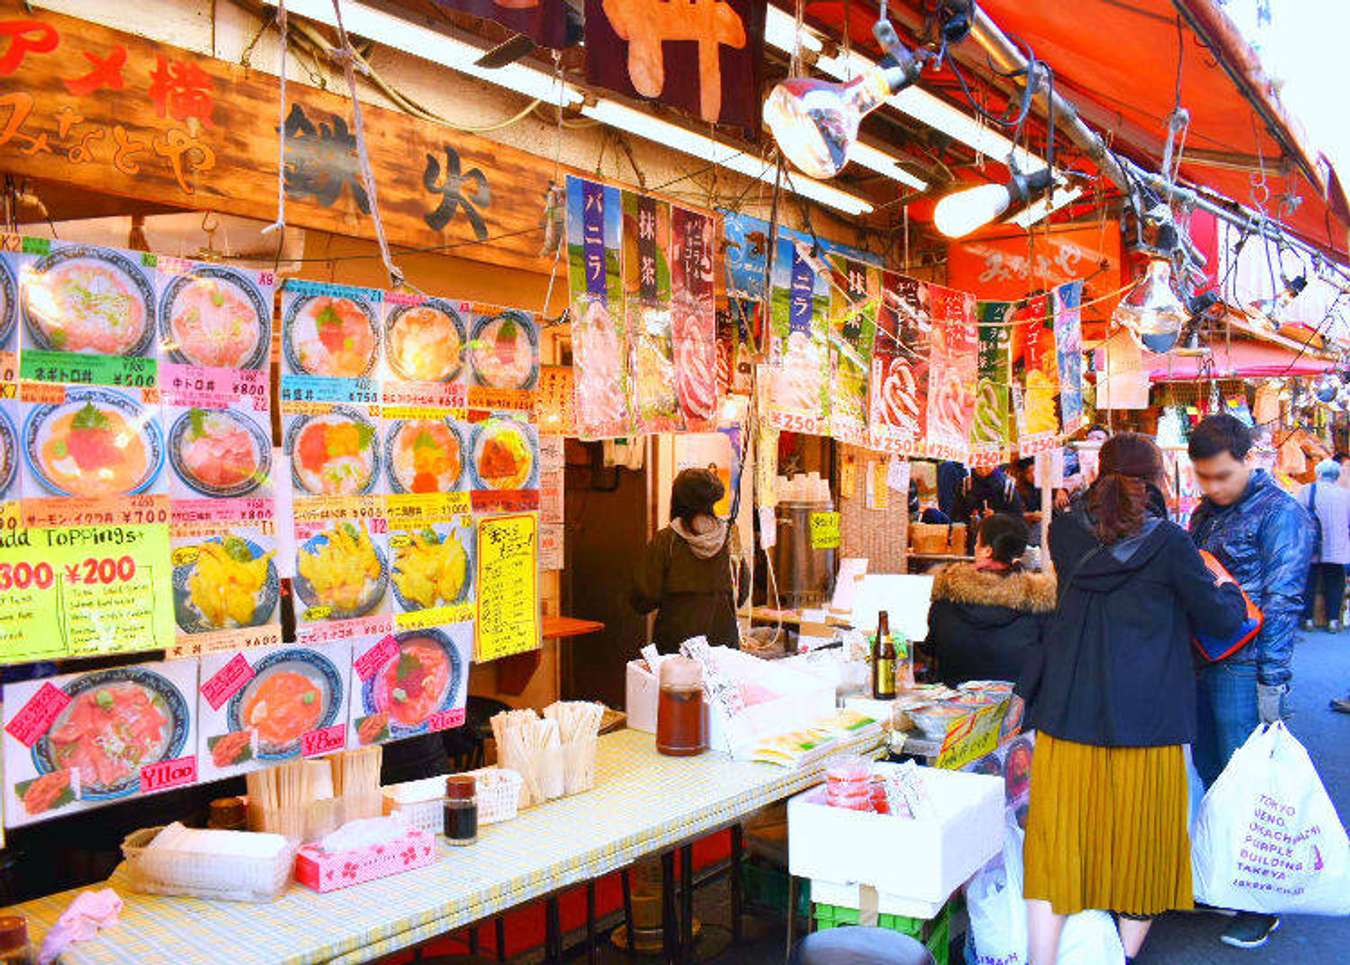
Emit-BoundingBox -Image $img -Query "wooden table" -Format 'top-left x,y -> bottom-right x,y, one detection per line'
5,728 -> 881,965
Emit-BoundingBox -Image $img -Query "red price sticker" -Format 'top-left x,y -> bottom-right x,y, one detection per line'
301,724 -> 347,757
201,653 -> 256,711
141,755 -> 198,793
355,635 -> 400,681
427,707 -> 466,732
5,683 -> 71,748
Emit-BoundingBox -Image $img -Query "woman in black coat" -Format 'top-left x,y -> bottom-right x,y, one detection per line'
925,514 -> 1054,686
1018,433 -> 1246,964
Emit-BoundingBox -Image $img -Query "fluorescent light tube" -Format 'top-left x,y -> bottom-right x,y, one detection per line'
270,0 -> 581,106
849,142 -> 929,190
582,99 -> 874,215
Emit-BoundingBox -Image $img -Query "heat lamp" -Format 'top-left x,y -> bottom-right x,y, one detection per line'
932,167 -> 1056,238
763,19 -> 925,179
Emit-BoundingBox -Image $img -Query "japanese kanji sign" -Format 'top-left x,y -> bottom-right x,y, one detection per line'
584,0 -> 767,137
0,1 -> 548,272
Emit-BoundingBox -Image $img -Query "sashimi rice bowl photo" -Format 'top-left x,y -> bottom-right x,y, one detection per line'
169,407 -> 271,498
21,245 -> 156,356
361,629 -> 464,738
287,408 -> 380,496
469,311 -> 539,389
228,648 -> 344,759
385,299 -> 466,382
31,668 -> 190,806
386,418 -> 463,493
159,265 -> 270,369
23,388 -> 164,498
284,294 -> 379,378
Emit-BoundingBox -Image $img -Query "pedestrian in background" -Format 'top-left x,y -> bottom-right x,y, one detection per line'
1298,459 -> 1350,631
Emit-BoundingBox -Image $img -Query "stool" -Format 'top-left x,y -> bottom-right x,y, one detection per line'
789,927 -> 935,965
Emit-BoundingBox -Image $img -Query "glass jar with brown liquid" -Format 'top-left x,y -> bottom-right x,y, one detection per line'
656,656 -> 706,756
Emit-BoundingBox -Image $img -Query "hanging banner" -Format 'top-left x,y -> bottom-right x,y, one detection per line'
766,240 -> 830,435
828,256 -> 878,446
1096,329 -> 1150,410
475,513 -> 540,661
924,285 -> 978,461
1053,280 -> 1086,436
869,273 -> 930,455
428,0 -> 572,49
623,192 -> 682,433
717,304 -> 754,397
565,176 -> 632,438
670,206 -> 718,432
970,301 -> 1013,468
583,0 -> 768,137
1013,294 -> 1060,453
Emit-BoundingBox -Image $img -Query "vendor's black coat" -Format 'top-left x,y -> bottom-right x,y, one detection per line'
925,563 -> 1055,686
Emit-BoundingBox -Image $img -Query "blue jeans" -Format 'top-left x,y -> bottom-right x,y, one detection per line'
1194,660 -> 1260,787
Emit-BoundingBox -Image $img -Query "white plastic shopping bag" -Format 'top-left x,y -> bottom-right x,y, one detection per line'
967,812 -> 1029,964
1192,722 -> 1350,915
966,812 -> 1125,964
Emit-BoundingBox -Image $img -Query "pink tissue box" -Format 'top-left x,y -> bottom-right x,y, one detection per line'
295,827 -> 438,893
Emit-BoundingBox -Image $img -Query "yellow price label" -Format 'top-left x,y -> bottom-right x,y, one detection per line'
809,511 -> 841,550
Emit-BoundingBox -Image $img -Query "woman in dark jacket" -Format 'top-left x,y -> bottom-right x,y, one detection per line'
1019,433 -> 1246,964
925,514 -> 1054,686
632,468 -> 750,653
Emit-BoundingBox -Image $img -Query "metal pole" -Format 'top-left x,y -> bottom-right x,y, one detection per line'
964,5 -> 1350,283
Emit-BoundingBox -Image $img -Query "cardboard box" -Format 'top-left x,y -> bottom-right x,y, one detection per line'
295,826 -> 438,892
788,764 -> 1002,908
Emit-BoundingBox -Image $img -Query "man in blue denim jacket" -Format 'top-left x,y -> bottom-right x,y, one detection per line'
1187,414 -> 1314,950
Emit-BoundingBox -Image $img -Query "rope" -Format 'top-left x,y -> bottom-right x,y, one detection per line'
328,0 -> 403,287
260,0 -> 287,240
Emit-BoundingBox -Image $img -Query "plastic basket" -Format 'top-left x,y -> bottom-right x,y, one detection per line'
121,826 -> 296,903
465,766 -> 523,824
382,768 -> 524,831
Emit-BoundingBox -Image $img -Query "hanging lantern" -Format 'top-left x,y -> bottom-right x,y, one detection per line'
1112,257 -> 1187,354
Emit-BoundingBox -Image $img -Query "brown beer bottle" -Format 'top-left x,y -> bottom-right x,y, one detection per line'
872,610 -> 897,700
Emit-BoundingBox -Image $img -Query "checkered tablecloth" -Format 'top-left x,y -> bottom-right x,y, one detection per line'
5,728 -> 880,964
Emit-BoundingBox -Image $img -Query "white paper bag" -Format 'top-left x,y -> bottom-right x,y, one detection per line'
1192,722 -> 1350,915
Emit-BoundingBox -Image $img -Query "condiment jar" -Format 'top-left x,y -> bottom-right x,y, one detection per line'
0,915 -> 33,965
208,796 -> 247,831
443,775 -> 478,846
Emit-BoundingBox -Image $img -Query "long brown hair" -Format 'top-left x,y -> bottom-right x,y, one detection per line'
1089,433 -> 1166,544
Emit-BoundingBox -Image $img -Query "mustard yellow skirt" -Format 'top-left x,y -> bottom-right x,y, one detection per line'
1023,733 -> 1193,917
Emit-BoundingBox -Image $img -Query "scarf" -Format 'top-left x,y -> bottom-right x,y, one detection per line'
671,518 -> 728,559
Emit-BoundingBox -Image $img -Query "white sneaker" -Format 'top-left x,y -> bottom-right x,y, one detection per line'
1331,621 -> 1342,633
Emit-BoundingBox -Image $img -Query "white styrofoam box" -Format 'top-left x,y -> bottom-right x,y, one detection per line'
788,764 -> 1003,907
809,878 -> 946,921
626,649 -> 836,756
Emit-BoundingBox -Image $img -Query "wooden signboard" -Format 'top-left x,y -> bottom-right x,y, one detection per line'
0,1 -> 556,273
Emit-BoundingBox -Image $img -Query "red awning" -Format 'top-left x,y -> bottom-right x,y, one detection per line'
803,1 -> 1350,259
1146,340 -> 1336,381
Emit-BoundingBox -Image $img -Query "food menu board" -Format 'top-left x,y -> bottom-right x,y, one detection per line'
869,272 -> 931,456
197,640 -> 352,782
475,513 -> 540,661
3,657 -> 200,828
924,284 -> 979,461
767,240 -> 831,436
161,258 -> 279,659
828,255 -> 879,447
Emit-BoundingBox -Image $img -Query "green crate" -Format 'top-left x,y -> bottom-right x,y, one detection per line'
812,898 -> 951,956
739,859 -> 811,919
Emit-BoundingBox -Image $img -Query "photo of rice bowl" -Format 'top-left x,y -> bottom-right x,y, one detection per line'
469,310 -> 539,389
391,523 -> 473,612
283,293 -> 379,378
470,418 -> 537,491
0,405 -> 17,500
227,648 -> 344,760
172,535 -> 279,634
159,265 -> 271,369
286,408 -> 380,496
23,387 -> 164,498
169,408 -> 271,498
31,668 -> 190,801
294,520 -> 388,620
385,300 -> 466,382
0,254 -> 16,349
360,628 -> 466,737
385,418 -> 463,493
21,245 -> 156,357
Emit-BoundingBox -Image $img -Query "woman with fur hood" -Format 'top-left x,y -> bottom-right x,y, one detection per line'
924,513 -> 1055,686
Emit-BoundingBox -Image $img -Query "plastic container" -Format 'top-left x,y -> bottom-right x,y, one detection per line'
657,656 -> 706,756
442,776 -> 478,846
121,826 -> 296,903
384,768 -> 523,830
